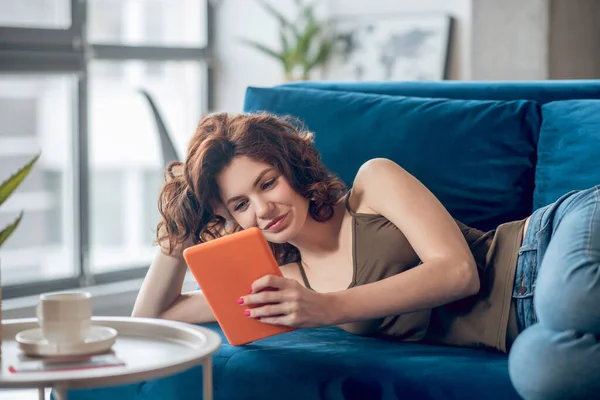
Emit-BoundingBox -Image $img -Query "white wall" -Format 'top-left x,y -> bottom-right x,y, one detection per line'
471,0 -> 600,80
471,0 -> 549,80
212,0 -> 472,113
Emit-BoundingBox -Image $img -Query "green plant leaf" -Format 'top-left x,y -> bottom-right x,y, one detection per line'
295,20 -> 320,61
0,152 -> 40,208
0,211 -> 23,248
254,0 -> 298,36
280,28 -> 291,57
301,1 -> 315,21
279,30 -> 296,73
243,0 -> 334,79
304,38 -> 334,73
238,38 -> 285,62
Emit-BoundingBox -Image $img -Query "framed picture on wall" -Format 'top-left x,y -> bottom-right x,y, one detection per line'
326,13 -> 453,81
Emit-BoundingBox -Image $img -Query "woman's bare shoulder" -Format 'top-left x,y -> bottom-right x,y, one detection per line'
347,162 -> 381,216
350,158 -> 424,216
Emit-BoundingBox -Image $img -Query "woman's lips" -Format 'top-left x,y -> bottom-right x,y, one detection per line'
264,213 -> 288,232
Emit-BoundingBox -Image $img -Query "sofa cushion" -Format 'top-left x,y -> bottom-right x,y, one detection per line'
244,86 -> 541,232
534,99 -> 600,209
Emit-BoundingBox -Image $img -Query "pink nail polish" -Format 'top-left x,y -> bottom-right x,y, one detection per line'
249,286 -> 253,294
237,298 -> 244,305
244,310 -> 251,317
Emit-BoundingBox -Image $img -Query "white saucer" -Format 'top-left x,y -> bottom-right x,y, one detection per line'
16,326 -> 118,357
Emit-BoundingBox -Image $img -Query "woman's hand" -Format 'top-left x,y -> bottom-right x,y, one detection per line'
238,275 -> 334,328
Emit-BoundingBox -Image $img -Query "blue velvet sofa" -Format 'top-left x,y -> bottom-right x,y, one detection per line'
67,80 -> 600,400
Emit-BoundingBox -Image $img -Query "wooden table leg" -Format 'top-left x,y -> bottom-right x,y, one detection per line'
203,356 -> 212,400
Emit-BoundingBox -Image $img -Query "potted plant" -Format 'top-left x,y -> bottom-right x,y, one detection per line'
0,153 -> 40,356
240,0 -> 337,81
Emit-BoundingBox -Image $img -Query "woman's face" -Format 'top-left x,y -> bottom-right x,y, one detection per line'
216,156 -> 310,243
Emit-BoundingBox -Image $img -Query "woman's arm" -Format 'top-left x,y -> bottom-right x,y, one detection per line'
326,157 -> 479,323
131,242 -> 216,324
326,258 -> 474,325
241,158 -> 479,327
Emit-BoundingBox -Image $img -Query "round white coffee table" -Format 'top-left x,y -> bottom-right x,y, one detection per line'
0,316 -> 222,400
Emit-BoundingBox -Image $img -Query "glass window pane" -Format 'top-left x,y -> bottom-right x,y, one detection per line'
0,75 -> 77,285
89,60 -> 206,273
88,0 -> 207,47
0,0 -> 70,29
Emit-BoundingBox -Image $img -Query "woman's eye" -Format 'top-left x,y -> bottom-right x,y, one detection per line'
262,178 -> 276,190
234,201 -> 247,212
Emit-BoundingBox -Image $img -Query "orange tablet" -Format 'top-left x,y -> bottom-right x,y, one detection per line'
182,227 -> 295,346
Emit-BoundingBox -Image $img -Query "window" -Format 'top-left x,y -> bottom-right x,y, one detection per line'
89,60 -> 206,274
0,76 -> 77,286
0,1 -> 210,299
88,0 -> 208,47
0,0 -> 70,29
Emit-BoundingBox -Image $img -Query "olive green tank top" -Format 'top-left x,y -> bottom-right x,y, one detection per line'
297,192 -> 525,353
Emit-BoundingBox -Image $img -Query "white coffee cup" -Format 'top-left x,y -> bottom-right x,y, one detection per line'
36,291 -> 93,344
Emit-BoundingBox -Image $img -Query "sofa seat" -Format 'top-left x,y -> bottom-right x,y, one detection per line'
66,322 -> 520,400
205,323 -> 521,400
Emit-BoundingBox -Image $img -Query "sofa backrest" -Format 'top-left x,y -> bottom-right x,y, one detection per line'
279,80 -> 600,104
243,81 -> 600,231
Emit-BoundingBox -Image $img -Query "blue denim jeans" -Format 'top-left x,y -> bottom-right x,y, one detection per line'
508,186 -> 600,400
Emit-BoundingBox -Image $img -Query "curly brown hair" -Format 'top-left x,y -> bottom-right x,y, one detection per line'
155,112 -> 346,265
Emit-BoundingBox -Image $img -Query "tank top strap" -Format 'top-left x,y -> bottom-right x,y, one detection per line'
297,261 -> 313,290
345,188 -> 358,217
